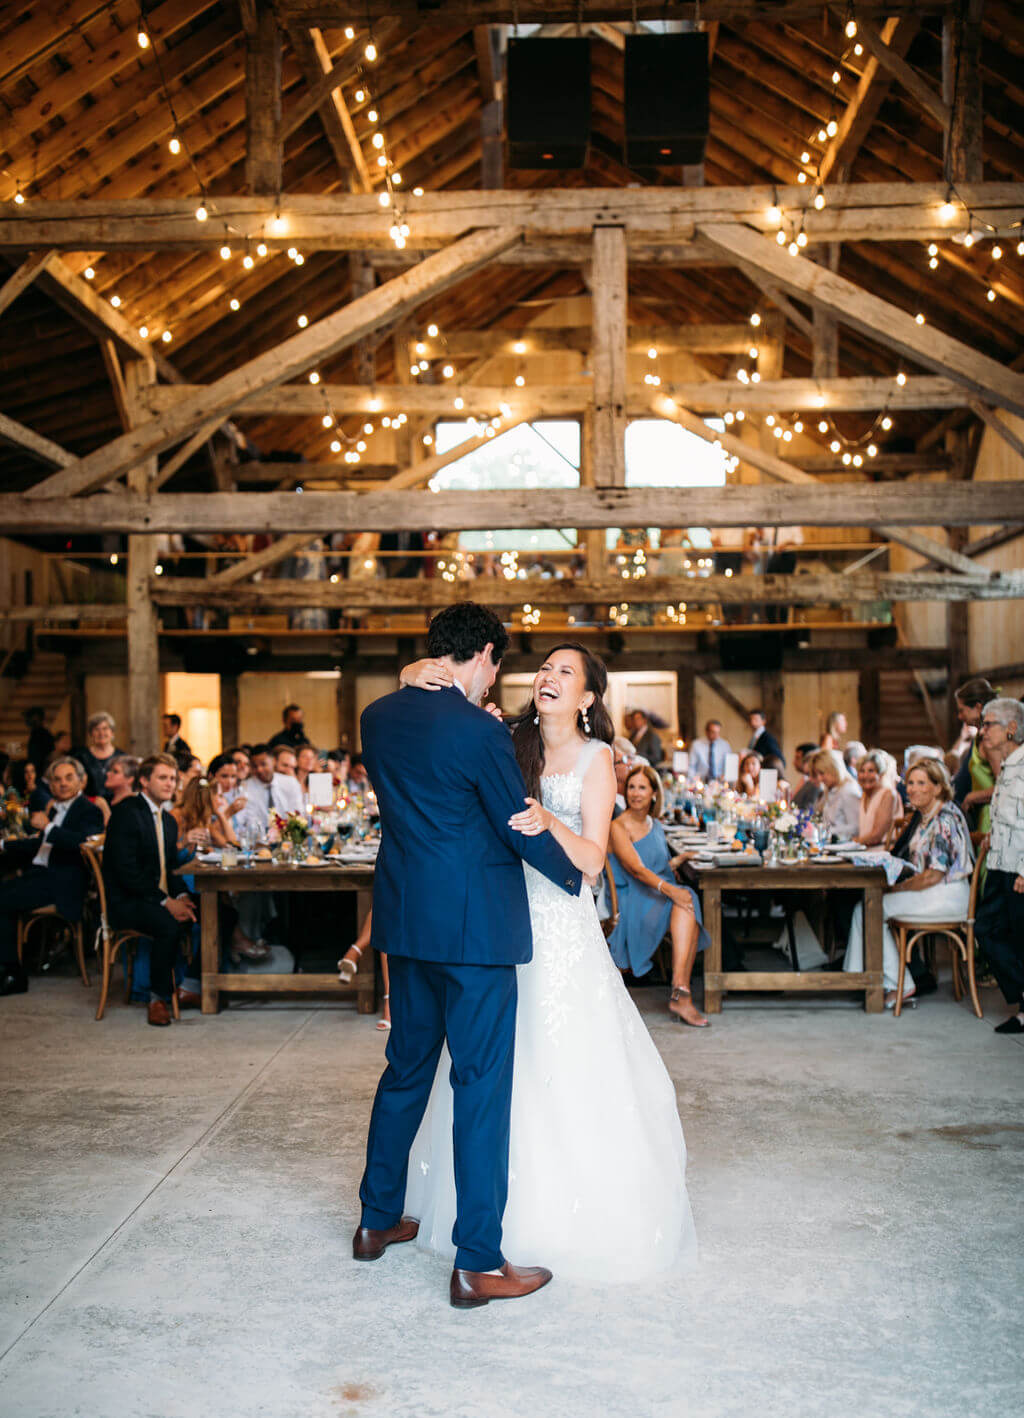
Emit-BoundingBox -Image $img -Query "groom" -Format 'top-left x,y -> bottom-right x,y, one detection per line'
355,603 -> 582,1307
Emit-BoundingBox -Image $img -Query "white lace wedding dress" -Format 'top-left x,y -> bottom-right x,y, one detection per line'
405,738 -> 697,1282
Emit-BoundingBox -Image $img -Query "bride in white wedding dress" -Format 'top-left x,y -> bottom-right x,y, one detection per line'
401,644 -> 697,1282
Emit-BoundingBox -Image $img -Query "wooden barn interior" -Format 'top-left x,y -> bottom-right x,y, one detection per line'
1,6 -> 1023,1413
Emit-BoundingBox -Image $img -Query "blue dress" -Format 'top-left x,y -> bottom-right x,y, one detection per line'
608,818 -> 708,977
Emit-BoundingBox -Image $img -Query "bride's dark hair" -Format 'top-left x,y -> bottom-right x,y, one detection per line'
507,642 -> 615,799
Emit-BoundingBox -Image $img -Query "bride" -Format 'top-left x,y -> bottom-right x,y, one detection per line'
398,643 -> 697,1282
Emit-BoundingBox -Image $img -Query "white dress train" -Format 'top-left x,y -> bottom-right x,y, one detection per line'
405,738 -> 697,1282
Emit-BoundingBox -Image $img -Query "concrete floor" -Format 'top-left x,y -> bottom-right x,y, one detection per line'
0,976 -> 1020,1418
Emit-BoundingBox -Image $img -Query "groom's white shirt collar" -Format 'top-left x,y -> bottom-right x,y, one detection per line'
451,680 -> 467,698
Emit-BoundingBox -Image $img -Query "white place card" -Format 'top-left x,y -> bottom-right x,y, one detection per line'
308,772 -> 334,807
757,769 -> 778,802
723,752 -> 739,784
672,749 -> 689,774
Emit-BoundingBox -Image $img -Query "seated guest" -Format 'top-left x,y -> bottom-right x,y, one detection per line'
843,757 -> 973,1007
162,713 -> 194,773
9,760 -> 52,823
791,742 -> 824,812
172,778 -> 269,964
611,738 -> 639,812
0,757 -> 104,996
272,745 -> 305,815
207,753 -> 247,819
73,711 -> 123,800
747,709 -> 783,765
809,749 -> 861,840
347,754 -> 369,791
296,743 -> 320,795
736,750 -> 763,798
843,741 -> 867,777
102,753 -> 197,1027
231,746 -> 252,782
856,750 -> 899,846
952,677 -> 997,832
608,765 -> 710,1028
326,748 -> 351,792
232,744 -> 276,836
974,699 -> 1024,1035
94,753 -> 140,826
688,719 -> 733,782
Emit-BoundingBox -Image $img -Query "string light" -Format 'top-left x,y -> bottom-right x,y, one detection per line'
110,295 -> 122,308
137,25 -> 150,48
749,312 -> 761,327
13,185 -> 25,205
219,244 -> 231,260
138,325 -> 149,338
161,330 -> 172,343
195,203 -> 208,222
229,297 -> 240,311
168,134 -> 181,155
84,266 -> 95,280
297,314 -> 308,328
365,41 -> 377,62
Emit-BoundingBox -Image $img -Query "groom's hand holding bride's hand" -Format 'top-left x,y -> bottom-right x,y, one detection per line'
509,797 -> 553,836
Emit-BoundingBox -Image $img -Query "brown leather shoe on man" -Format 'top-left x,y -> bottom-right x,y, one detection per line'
352,1217 -> 419,1261
147,999 -> 172,1027
450,1261 -> 553,1309
176,989 -> 202,1010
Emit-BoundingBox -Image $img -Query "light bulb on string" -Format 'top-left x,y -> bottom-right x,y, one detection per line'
427,323 -> 439,338
168,135 -> 181,155
322,414 -> 333,428
818,420 -> 828,433
355,88 -> 366,103
881,416 -> 893,430
330,440 -> 341,453
256,242 -> 267,257
750,312 -> 761,327
365,41 -> 377,61
379,192 -> 391,207
297,314 -> 308,328
308,371 -> 320,385
776,230 -> 787,246
243,253 -> 254,269
766,188 -> 781,225
110,295 -> 122,308
797,171 -> 807,185
229,297 -> 240,311
220,244 -> 231,260
845,18 -> 857,37
195,203 -> 208,222
368,109 -> 378,123
896,371 -> 906,386
987,288 -> 996,302
344,26 -> 355,39
813,189 -> 826,211
161,330 -> 172,343
137,26 -> 150,48
84,266 -> 95,280
992,245 -> 1003,259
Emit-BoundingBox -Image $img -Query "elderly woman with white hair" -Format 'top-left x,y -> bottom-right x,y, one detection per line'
844,757 -> 973,1008
974,698 -> 1024,1035
856,749 -> 900,846
73,711 -> 125,800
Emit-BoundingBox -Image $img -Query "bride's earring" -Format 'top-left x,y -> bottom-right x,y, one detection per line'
533,713 -> 540,725
580,704 -> 590,735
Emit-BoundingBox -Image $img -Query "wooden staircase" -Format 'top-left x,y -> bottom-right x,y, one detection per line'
0,651 -> 70,759
874,670 -> 944,761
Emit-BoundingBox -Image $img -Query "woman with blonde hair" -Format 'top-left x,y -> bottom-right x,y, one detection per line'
843,757 -> 973,1007
856,749 -> 899,846
809,749 -> 861,841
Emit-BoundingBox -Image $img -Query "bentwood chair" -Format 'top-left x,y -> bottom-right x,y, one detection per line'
890,845 -> 986,1019
17,906 -> 90,986
81,843 -> 180,1022
600,855 -> 620,941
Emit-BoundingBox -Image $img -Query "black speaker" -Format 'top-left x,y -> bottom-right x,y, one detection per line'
719,635 -> 783,671
624,32 -> 709,167
507,38 -> 591,169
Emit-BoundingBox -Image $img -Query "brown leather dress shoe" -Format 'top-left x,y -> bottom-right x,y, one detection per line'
352,1217 -> 419,1261
450,1261 -> 553,1309
147,999 -> 172,1027
176,989 -> 202,1010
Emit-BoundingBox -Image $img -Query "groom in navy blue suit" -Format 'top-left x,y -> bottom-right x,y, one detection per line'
355,603 -> 582,1307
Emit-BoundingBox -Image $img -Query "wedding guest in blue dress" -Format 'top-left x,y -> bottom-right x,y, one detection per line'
608,764 -> 710,1028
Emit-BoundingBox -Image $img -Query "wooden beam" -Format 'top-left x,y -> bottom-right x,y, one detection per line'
854,15 -> 950,130
0,251 -> 55,319
970,402 -> 1024,464
124,361 -> 160,756
652,393 -> 986,577
35,256 -> 179,380
148,569 -> 1024,610
4,482 -> 1024,536
140,375 -> 970,419
698,223 -> 1024,420
155,420 -> 226,488
0,411 -> 74,468
818,16 -> 920,184
245,2 -> 282,195
964,524 -> 1024,559
812,246 -> 840,380
698,671 -> 753,721
24,226 -> 523,501
287,26 -> 371,191
4,185 -> 1022,251
100,339 -> 132,432
948,0 -> 984,181
438,323 -> 755,357
591,226 -> 627,486
275,3 -> 941,23
207,533 -> 321,587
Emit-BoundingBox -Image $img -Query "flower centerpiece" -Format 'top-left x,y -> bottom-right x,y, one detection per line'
2,792 -> 27,839
273,811 -> 310,858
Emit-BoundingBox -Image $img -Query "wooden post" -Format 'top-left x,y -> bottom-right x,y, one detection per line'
946,538 -> 970,743
337,663 -> 357,751
676,665 -> 696,745
481,99 -> 504,189
220,673 -> 239,749
948,0 -> 984,183
244,3 -> 282,196
591,225 -> 627,487
578,408 -> 605,580
124,360 -> 161,756
812,246 -> 840,379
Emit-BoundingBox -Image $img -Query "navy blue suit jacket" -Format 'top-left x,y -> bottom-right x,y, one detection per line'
361,685 -> 582,966
2,794 -> 104,921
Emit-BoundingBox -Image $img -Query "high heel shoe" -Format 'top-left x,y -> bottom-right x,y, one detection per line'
338,943 -> 362,983
229,931 -> 271,964
376,993 -> 391,1031
669,985 -> 710,1028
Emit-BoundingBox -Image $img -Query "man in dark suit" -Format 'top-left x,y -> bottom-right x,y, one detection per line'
627,708 -> 665,766
356,603 -> 581,1308
161,713 -> 194,774
747,709 -> 784,766
0,756 -> 104,996
102,752 -> 196,1027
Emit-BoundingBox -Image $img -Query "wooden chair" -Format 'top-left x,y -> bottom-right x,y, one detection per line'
891,845 -> 986,1019
81,843 -> 179,1022
17,906 -> 89,986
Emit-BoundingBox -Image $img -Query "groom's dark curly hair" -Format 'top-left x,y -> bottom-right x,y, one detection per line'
426,602 -> 510,665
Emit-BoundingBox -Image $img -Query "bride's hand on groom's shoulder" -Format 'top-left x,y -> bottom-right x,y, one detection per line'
482,702 -> 503,721
399,657 -> 454,691
509,797 -> 553,836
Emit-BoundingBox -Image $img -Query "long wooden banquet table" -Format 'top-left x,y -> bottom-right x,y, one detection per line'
191,860 -> 376,1015
679,857 -> 887,1014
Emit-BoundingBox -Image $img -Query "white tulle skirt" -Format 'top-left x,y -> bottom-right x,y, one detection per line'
405,866 -> 697,1282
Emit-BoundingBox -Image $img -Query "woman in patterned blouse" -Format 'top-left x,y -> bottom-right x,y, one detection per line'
844,757 -> 973,1008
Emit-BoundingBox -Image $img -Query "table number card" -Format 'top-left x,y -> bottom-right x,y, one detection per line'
757,769 -> 778,802
308,772 -> 334,807
672,749 -> 689,775
723,753 -> 739,784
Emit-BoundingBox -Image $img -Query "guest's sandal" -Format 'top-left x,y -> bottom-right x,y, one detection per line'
337,943 -> 362,983
376,993 -> 391,1032
669,986 -> 710,1028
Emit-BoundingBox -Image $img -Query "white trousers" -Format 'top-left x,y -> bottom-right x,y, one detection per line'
844,879 -> 970,991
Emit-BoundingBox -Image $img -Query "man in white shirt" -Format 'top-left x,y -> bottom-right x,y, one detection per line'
0,758 -> 105,996
688,720 -> 733,782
